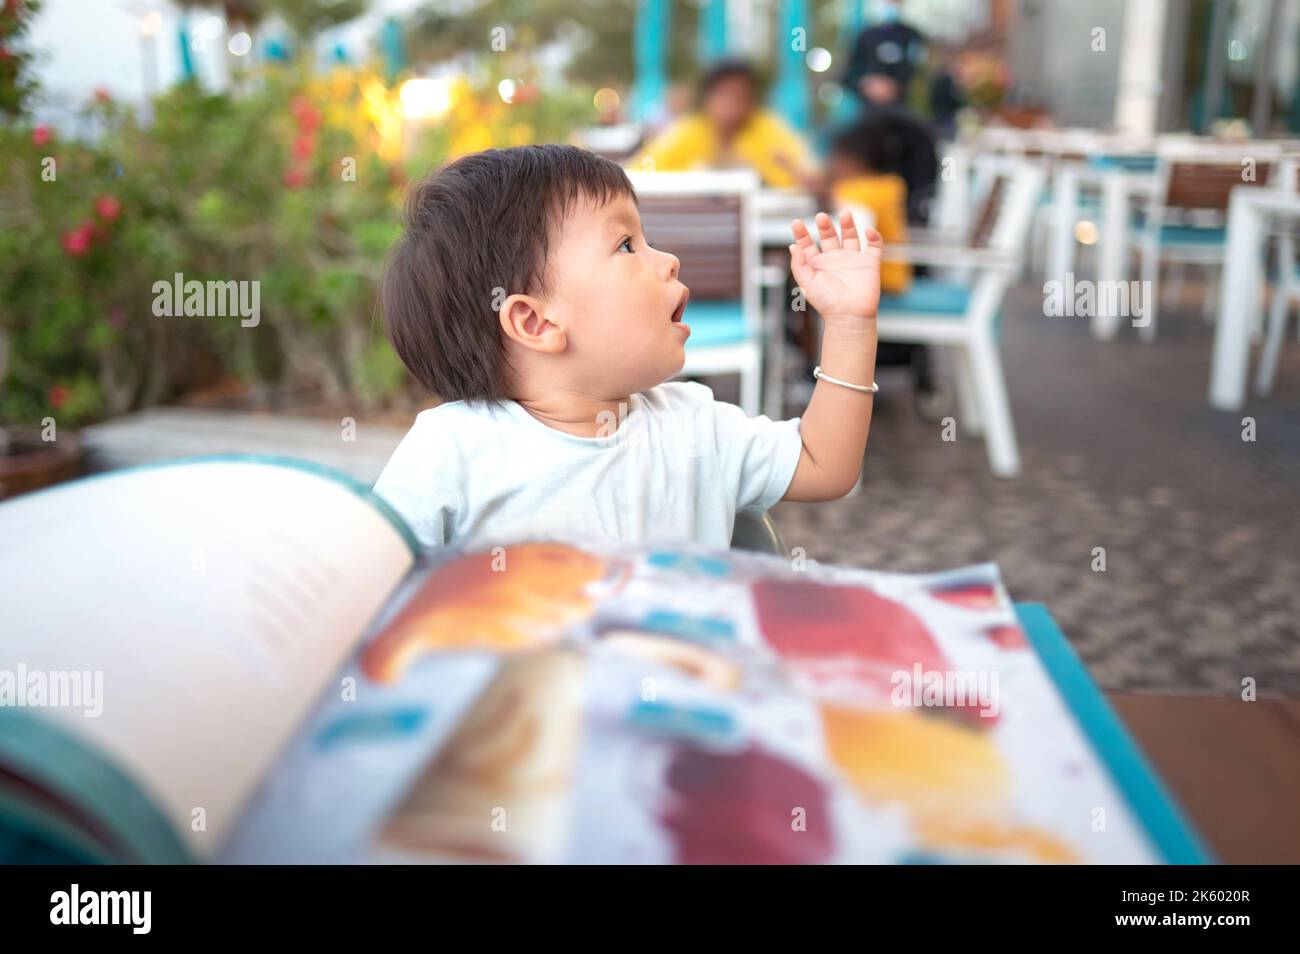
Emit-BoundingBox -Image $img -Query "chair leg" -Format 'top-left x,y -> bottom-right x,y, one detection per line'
1139,245 -> 1160,343
968,336 -> 1020,478
1165,261 -> 1184,309
762,337 -> 785,421
1257,285 -> 1290,396
951,346 -> 984,437
740,346 -> 762,417
1205,263 -> 1221,326
762,282 -> 787,420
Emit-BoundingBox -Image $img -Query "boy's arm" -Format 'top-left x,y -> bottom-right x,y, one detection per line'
782,211 -> 882,502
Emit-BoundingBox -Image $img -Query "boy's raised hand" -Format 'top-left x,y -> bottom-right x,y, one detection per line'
789,211 -> 883,326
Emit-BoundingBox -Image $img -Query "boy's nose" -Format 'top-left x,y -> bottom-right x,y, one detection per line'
659,248 -> 680,281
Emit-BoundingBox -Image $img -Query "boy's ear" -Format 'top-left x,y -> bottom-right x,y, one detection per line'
498,294 -> 566,354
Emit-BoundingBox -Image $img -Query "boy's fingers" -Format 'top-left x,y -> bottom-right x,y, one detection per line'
787,244 -> 810,287
863,226 -> 885,259
790,218 -> 817,251
839,209 -> 860,251
815,211 -> 840,251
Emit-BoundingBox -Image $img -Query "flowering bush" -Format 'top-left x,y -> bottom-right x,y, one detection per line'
0,58 -> 596,426
0,0 -> 41,120
0,104 -> 177,425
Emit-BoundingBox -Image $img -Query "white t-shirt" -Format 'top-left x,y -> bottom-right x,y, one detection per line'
373,381 -> 803,551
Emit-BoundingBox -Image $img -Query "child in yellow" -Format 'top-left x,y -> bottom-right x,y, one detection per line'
826,123 -> 912,295
632,60 -> 817,190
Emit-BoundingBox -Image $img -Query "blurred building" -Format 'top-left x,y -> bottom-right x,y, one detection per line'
1009,0 -> 1300,135
24,0 -> 1300,137
26,0 -> 421,129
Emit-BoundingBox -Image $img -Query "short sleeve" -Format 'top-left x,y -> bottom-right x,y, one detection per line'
704,388 -> 804,513
372,421 -> 459,550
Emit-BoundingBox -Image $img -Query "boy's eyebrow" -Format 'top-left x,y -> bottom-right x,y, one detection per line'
605,207 -> 642,234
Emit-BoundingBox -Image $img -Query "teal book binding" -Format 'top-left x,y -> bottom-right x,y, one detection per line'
1015,603 -> 1213,864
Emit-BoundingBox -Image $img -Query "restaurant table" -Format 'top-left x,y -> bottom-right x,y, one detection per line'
1211,183 -> 1300,410
1092,164 -> 1158,340
1108,692 -> 1300,864
1018,603 -> 1299,864
1044,158 -> 1157,340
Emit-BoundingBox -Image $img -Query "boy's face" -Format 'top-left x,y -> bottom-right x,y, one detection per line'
541,193 -> 691,397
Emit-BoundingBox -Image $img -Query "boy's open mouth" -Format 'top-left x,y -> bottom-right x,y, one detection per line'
671,288 -> 690,324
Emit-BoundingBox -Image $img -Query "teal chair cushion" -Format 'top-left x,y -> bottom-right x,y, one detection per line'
1088,154 -> 1158,172
878,279 -> 971,316
683,300 -> 750,348
1142,225 -> 1228,246
1040,192 -> 1101,211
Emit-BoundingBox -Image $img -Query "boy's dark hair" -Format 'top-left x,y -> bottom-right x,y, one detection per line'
382,144 -> 635,404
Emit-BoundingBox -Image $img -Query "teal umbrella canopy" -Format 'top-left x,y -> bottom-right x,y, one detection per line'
634,0 -> 672,123
771,0 -> 811,130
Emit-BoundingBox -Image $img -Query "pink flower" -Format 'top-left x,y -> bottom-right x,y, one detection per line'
290,96 -> 321,133
48,385 -> 68,410
93,86 -> 112,104
292,134 -> 315,161
283,167 -> 307,189
94,194 -> 121,221
61,224 -> 92,257
31,124 -> 51,147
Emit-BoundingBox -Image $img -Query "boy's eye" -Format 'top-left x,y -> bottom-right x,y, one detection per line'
618,236 -> 635,253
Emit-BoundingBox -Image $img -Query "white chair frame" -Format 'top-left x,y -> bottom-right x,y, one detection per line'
1258,157 -> 1300,395
876,158 -> 1046,478
1137,143 -> 1284,342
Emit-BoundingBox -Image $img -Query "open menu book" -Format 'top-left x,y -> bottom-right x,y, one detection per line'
0,456 -> 1209,864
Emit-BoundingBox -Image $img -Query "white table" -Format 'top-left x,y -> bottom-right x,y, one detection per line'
1037,153 -> 1161,340
1210,185 -> 1300,410
1092,167 -> 1157,340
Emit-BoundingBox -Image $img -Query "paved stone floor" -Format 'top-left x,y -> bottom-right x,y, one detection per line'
772,282 -> 1300,696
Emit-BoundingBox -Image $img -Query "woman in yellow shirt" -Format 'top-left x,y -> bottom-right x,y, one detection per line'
632,60 -> 818,190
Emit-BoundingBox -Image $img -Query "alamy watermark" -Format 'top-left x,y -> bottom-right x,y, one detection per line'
890,664 -> 999,718
0,664 -> 103,718
1044,272 -> 1150,327
50,884 -> 150,934
152,272 -> 260,327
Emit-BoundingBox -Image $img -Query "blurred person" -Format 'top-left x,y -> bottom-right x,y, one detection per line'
817,106 -> 941,417
843,8 -> 926,117
631,59 -> 819,189
827,120 -> 911,296
925,43 -> 966,141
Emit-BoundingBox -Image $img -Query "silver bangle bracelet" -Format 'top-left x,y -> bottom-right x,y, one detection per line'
813,365 -> 879,394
